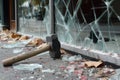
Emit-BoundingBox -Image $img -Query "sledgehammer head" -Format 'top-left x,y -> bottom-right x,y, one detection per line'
46,34 -> 61,59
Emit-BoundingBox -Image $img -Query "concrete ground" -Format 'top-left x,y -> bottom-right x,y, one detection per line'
0,46 -> 67,80
0,30 -> 120,80
0,42 -> 120,80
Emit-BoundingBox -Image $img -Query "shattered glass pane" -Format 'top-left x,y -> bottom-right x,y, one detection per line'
13,63 -> 43,71
55,0 -> 120,54
17,0 -> 50,39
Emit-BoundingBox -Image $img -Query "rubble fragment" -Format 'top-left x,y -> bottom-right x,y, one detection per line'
3,42 -> 26,48
65,65 -> 76,73
20,76 -> 34,80
27,38 -> 45,46
0,36 -> 9,41
13,63 -> 43,71
74,69 -> 83,75
109,69 -> 120,80
41,69 -> 55,73
84,61 -> 103,68
13,48 -> 24,54
60,49 -> 68,54
80,75 -> 88,80
8,32 -> 22,41
94,68 -> 115,78
62,55 -> 82,62
19,35 -> 29,41
37,77 -> 43,80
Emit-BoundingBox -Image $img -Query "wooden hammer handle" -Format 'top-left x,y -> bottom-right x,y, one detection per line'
2,43 -> 50,66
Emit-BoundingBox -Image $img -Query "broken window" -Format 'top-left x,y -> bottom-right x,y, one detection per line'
55,0 -> 120,54
16,0 -> 120,54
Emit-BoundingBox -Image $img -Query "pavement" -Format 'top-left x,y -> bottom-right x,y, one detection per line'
0,29 -> 120,80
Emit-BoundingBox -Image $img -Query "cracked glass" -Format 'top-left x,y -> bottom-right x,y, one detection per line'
55,0 -> 120,54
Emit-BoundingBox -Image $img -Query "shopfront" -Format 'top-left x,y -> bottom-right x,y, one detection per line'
16,0 -> 120,65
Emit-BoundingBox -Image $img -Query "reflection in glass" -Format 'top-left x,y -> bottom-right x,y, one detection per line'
17,0 -> 50,39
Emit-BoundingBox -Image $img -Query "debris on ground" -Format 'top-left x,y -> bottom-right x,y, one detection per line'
26,38 -> 45,47
60,54 -> 117,80
0,30 -> 44,47
84,60 -> 103,68
0,29 -> 120,80
19,35 -> 30,41
109,69 -> 120,80
60,48 -> 68,54
2,42 -> 26,48
0,29 -> 45,53
8,32 -> 22,40
20,76 -> 34,80
13,63 -> 43,71
62,54 -> 82,62
13,48 -> 24,54
41,69 -> 55,73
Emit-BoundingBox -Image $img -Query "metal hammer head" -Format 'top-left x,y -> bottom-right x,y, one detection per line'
46,34 -> 61,59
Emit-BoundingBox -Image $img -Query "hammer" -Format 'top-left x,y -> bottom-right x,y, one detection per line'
2,34 -> 61,66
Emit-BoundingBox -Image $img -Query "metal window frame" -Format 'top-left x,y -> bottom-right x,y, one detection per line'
50,0 -> 55,34
0,0 -> 3,24
15,0 -> 18,31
